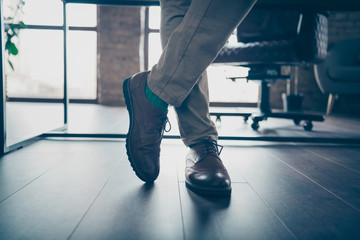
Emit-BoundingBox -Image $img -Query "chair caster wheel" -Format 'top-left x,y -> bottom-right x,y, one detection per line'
293,119 -> 301,125
215,115 -> 221,123
303,121 -> 313,131
251,121 -> 259,130
215,115 -> 222,128
244,116 -> 249,123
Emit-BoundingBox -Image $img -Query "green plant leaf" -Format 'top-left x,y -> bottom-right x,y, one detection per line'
5,41 -> 11,54
7,60 -> 14,71
6,42 -> 18,56
6,32 -> 14,42
11,25 -> 20,36
3,1 -> 26,69
19,21 -> 27,29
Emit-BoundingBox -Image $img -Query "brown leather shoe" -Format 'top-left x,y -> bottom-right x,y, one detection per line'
185,138 -> 231,196
123,71 -> 169,182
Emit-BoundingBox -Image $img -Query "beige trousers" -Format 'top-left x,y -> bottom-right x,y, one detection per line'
148,0 -> 256,146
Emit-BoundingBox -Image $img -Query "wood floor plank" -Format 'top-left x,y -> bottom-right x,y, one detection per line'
0,140 -> 81,203
305,145 -> 360,173
324,115 -> 360,135
223,146 -> 360,240
0,150 -> 69,203
264,145 -> 360,210
0,141 -> 123,240
180,183 -> 296,240
69,142 -> 184,240
13,138 -> 82,154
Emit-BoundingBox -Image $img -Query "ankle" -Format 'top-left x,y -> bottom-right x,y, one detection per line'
145,82 -> 168,112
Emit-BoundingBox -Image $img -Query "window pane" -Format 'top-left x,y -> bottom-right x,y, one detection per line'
6,29 -> 64,99
4,1 -> 97,27
5,29 -> 97,100
21,0 -> 63,26
149,6 -> 160,30
148,33 -> 162,69
208,66 -> 258,103
68,31 -> 97,99
67,4 -> 97,27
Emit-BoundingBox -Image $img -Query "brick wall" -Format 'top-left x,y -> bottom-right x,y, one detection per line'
97,6 -> 141,106
270,11 -> 360,114
328,12 -> 360,44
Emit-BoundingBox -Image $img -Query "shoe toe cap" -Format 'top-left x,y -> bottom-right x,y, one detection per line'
187,170 -> 231,189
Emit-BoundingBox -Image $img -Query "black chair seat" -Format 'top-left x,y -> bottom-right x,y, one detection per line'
214,40 -> 300,65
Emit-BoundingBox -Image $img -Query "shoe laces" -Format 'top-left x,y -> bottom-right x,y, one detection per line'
207,137 -> 223,156
190,138 -> 223,163
192,137 -> 223,158
159,116 -> 171,135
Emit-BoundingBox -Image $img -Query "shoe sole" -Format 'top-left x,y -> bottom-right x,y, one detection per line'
185,181 -> 232,197
123,76 -> 154,183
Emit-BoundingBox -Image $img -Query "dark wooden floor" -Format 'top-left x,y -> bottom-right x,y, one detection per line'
1,105 -> 360,240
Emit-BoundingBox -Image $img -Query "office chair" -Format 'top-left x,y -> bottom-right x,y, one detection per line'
212,9 -> 328,131
314,38 -> 360,115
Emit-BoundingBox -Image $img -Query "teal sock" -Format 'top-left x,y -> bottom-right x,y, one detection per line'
145,82 -> 168,112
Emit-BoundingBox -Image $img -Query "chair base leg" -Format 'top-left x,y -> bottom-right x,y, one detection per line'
210,112 -> 251,124
326,93 -> 337,116
209,66 -> 325,131
251,111 -> 324,131
210,108 -> 325,131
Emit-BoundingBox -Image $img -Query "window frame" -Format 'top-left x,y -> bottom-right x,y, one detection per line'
6,9 -> 98,103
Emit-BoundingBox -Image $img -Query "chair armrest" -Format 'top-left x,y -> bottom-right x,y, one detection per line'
328,66 -> 360,82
